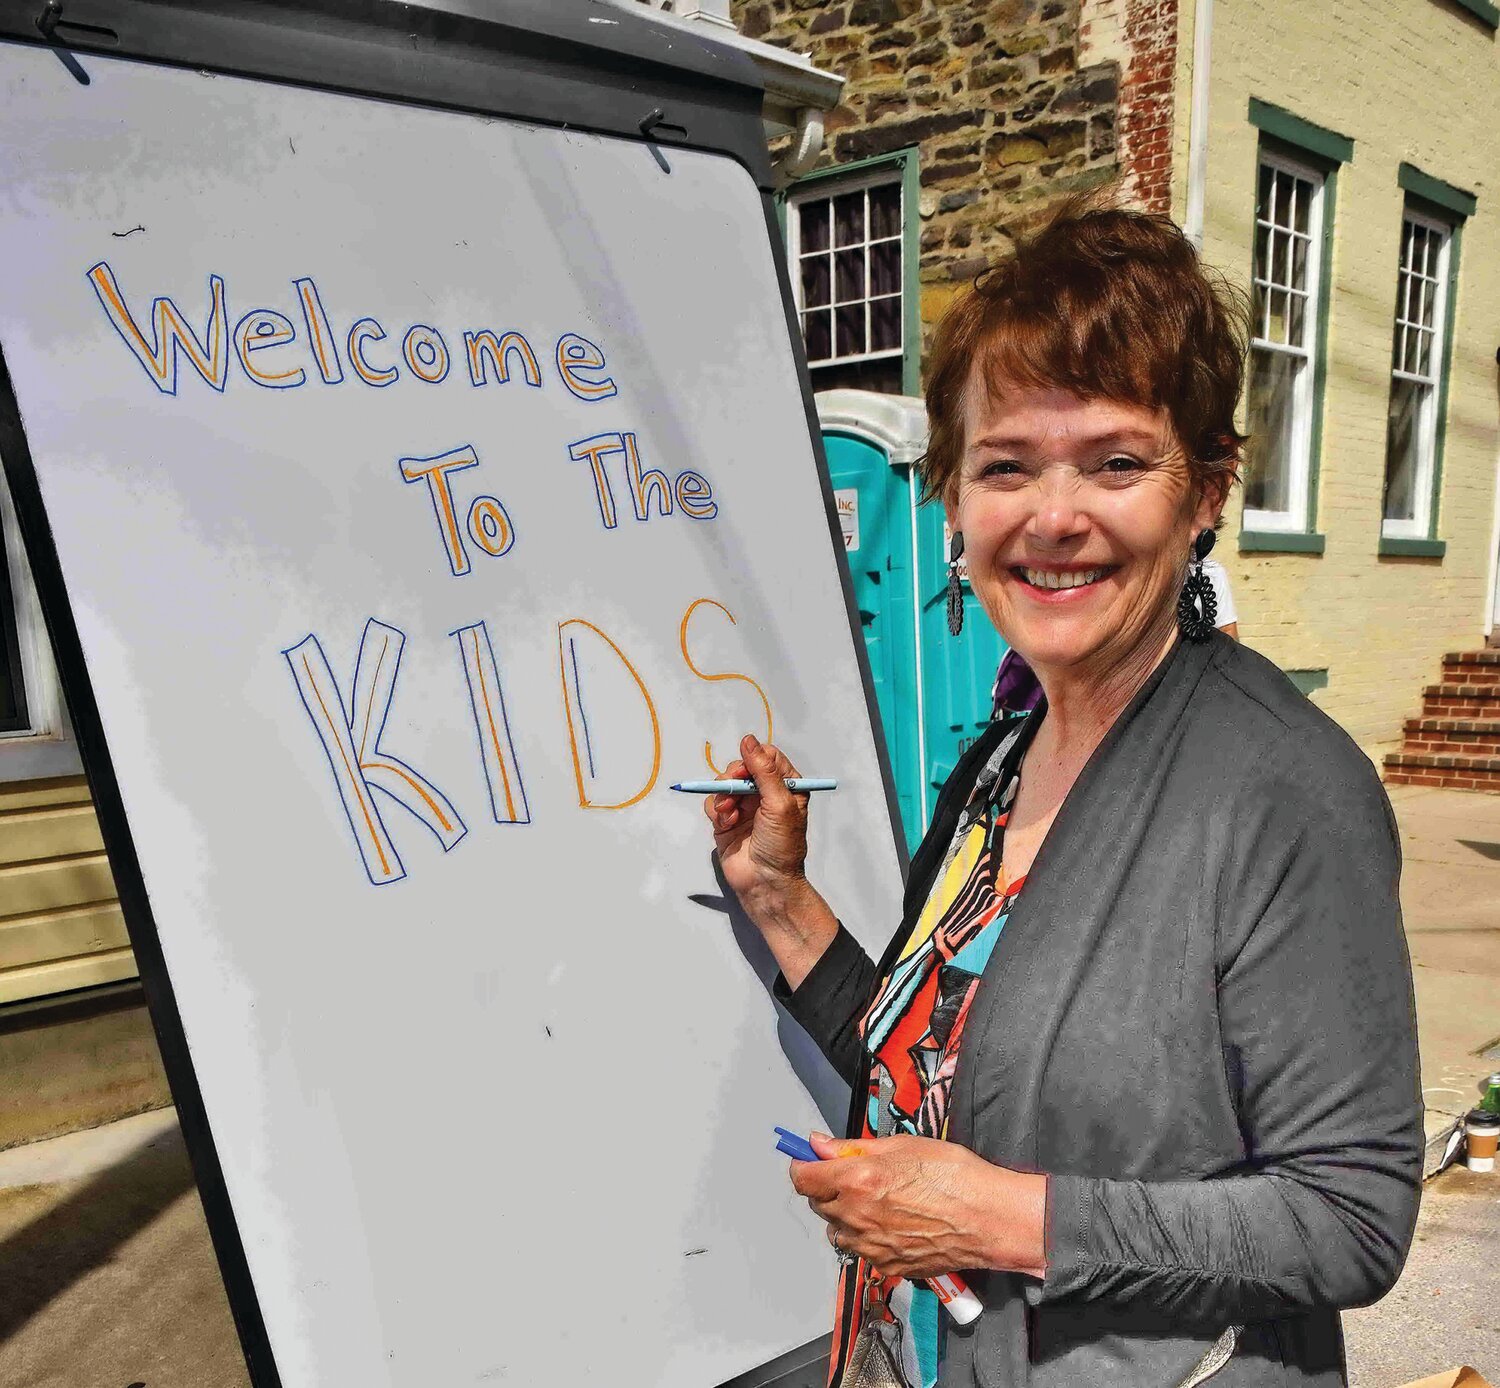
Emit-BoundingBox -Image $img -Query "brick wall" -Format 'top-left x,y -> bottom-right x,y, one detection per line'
1077,0 -> 1177,213
1195,0 -> 1500,760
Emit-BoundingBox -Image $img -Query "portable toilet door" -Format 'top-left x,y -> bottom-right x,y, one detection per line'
914,501 -> 1005,805
815,391 -> 925,853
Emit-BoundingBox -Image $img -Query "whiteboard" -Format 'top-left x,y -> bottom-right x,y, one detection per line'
0,40 -> 904,1388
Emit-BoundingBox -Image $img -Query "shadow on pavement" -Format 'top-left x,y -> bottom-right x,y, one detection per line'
0,1123 -> 197,1341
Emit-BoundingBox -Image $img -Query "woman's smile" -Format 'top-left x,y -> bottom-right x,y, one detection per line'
1010,563 -> 1120,599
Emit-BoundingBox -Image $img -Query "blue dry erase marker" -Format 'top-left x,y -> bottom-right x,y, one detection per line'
672,778 -> 838,795
774,1126 -> 821,1162
772,1127 -> 984,1325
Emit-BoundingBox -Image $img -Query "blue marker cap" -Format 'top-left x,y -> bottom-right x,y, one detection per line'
774,1126 -> 821,1162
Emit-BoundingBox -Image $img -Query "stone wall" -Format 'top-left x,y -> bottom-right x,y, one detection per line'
734,0 -> 1140,346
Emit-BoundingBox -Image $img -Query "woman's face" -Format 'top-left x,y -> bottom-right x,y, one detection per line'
948,380 -> 1220,682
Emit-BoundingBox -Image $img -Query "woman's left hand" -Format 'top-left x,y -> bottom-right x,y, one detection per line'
791,1132 -> 1048,1282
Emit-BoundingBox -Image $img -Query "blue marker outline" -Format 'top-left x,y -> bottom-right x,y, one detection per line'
348,617 -> 468,851
568,637 -> 596,779
451,619 -> 532,826
87,262 -> 228,396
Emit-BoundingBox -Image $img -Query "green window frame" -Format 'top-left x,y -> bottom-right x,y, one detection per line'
778,148 -> 921,397
1239,100 -> 1354,557
1441,0 -> 1499,30
1377,165 -> 1475,560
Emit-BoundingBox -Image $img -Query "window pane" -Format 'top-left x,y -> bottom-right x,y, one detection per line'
1383,377 -> 1425,522
1269,228 -> 1288,289
869,183 -> 901,240
800,254 -> 830,308
1272,170 -> 1292,228
1417,273 -> 1435,331
1253,223 -> 1270,282
1266,288 -> 1289,345
1404,321 -> 1421,376
870,240 -> 901,297
834,248 -> 866,304
1288,291 -> 1306,347
800,199 -> 830,253
0,666 -> 20,727
835,301 -> 866,357
1290,236 -> 1308,293
1256,163 -> 1275,221
833,191 -> 864,248
870,295 -> 901,352
1292,179 -> 1310,235
1244,349 -> 1299,515
1415,327 -> 1433,378
803,309 -> 832,361
1251,278 -> 1268,341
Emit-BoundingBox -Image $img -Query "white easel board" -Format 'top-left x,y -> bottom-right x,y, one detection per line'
0,13 -> 905,1388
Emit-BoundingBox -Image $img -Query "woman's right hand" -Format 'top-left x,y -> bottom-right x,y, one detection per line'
705,734 -> 812,917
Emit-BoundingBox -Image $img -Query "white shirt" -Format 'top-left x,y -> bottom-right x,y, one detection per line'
1201,556 -> 1237,627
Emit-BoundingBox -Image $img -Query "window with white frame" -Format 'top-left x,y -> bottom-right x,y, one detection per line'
1243,151 -> 1325,533
787,171 -> 904,393
0,464 -> 80,780
1382,209 -> 1452,540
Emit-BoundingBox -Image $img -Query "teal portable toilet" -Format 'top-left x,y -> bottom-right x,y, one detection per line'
816,391 -> 1006,853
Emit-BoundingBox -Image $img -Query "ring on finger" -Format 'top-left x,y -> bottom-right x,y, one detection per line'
830,1226 -> 856,1266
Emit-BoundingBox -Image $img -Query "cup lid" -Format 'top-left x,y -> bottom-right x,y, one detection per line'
1466,1107 -> 1500,1127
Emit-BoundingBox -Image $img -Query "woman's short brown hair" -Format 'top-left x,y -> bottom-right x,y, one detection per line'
920,199 -> 1249,505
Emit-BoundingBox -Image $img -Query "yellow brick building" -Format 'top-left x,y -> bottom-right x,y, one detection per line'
1172,0 -> 1500,760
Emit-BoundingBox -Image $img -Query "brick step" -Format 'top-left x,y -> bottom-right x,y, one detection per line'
1401,718 -> 1500,757
1384,750 -> 1500,792
1441,650 -> 1500,683
1421,684 -> 1500,718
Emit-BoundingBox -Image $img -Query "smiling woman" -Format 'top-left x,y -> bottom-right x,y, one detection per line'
707,201 -> 1422,1388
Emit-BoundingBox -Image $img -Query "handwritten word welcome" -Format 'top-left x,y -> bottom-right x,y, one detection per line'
86,261 -> 615,399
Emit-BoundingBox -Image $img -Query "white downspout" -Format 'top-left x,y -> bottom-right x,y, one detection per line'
772,106 -> 827,185
1184,0 -> 1213,249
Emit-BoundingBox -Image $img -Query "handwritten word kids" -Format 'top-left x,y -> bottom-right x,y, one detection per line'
285,599 -> 775,886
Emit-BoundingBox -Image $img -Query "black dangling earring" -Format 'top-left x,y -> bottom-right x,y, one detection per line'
1177,528 -> 1219,642
947,531 -> 965,636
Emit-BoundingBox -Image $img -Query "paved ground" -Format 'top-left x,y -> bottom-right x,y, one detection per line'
1386,785 -> 1500,1160
0,787 -> 1495,1387
0,1109 -> 247,1388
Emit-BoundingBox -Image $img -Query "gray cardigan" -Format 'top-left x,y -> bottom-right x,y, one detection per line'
778,632 -> 1422,1388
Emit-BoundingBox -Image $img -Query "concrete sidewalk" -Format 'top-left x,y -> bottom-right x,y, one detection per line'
1385,785 -> 1500,1156
0,788 -> 1495,1387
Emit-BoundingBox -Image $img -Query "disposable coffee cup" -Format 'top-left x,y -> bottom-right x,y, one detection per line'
1464,1108 -> 1500,1172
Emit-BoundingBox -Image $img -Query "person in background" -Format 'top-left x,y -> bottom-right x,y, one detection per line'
704,201 -> 1420,1388
992,550 -> 1236,716
1201,553 -> 1239,638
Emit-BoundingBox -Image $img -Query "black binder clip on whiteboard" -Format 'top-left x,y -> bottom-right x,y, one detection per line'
35,0 -> 103,86
639,107 -> 689,175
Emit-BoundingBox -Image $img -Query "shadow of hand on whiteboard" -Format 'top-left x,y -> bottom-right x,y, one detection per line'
690,858 -> 850,1135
